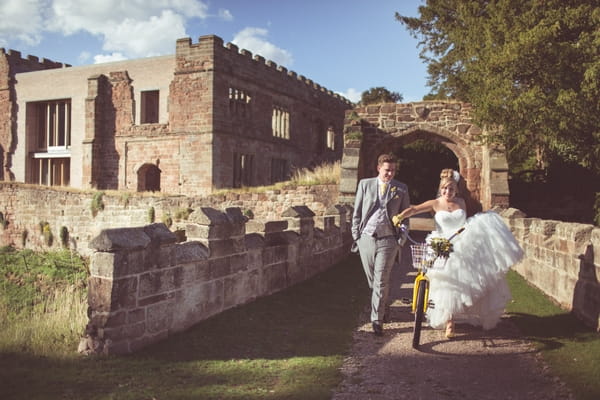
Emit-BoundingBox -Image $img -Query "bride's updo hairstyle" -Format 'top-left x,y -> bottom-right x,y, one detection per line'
438,168 -> 460,197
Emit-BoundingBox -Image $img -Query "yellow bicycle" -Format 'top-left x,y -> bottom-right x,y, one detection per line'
408,228 -> 464,349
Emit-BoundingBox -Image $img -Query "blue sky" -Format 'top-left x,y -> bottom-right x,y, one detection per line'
0,0 -> 429,103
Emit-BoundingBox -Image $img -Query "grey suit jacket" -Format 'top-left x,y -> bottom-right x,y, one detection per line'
351,177 -> 410,242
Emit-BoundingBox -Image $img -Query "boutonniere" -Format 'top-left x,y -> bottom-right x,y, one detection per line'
390,186 -> 399,199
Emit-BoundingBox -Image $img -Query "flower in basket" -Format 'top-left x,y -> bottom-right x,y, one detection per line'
428,237 -> 454,258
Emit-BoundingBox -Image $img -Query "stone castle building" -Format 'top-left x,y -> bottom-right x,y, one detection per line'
0,35 -> 352,195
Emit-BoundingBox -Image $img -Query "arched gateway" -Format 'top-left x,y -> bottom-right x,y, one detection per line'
339,101 -> 510,214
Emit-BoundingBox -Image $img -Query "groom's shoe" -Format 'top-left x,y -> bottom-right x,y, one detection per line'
372,322 -> 384,336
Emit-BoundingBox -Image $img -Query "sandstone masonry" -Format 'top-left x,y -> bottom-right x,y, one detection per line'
1,36 -> 351,196
80,205 -> 351,355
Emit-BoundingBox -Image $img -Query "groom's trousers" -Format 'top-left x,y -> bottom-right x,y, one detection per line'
357,234 -> 400,323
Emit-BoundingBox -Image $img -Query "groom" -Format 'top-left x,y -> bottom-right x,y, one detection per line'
351,153 -> 410,335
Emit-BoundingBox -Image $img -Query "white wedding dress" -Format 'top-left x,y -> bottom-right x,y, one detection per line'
425,209 -> 524,330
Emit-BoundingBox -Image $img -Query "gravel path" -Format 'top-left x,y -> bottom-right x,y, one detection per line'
332,250 -> 574,400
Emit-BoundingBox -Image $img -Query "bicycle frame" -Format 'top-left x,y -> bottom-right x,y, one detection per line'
412,271 -> 430,313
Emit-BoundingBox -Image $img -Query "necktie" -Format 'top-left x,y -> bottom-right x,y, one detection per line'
380,182 -> 387,196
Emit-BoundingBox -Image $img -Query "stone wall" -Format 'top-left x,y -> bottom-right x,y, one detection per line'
79,204 -> 351,355
0,182 -> 339,256
339,101 -> 510,212
502,209 -> 600,331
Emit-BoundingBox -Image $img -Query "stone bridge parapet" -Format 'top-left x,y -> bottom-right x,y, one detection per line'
79,205 -> 352,355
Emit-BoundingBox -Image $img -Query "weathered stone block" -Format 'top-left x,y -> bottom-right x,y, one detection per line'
128,308 -> 146,324
146,300 -> 174,333
175,241 -> 208,264
261,262 -> 287,295
223,269 -> 259,309
205,237 -> 246,258
139,267 -> 184,298
89,226 -> 150,252
263,245 -> 289,266
180,261 -> 210,283
88,276 -> 138,313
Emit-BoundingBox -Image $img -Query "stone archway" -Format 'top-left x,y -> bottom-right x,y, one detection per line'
339,101 -> 509,214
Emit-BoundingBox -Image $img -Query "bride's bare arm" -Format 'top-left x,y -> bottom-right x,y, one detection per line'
396,199 -> 437,220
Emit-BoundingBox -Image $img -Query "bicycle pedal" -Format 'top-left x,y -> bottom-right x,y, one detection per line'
427,301 -> 435,309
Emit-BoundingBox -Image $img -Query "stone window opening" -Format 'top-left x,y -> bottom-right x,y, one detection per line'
272,105 -> 290,139
140,90 -> 159,124
26,99 -> 71,186
233,152 -> 254,188
270,158 -> 288,184
137,163 -> 161,192
326,126 -> 335,150
229,87 -> 251,117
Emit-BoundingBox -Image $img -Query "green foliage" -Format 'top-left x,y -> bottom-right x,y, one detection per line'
0,247 -> 88,318
360,86 -> 403,105
148,206 -> 155,223
243,209 -> 254,219
397,0 -> 600,174
120,192 -> 131,207
344,130 -> 363,141
162,213 -> 173,228
39,221 -> 53,247
506,270 -> 600,399
174,207 -> 193,221
90,191 -> 105,217
0,256 -> 367,399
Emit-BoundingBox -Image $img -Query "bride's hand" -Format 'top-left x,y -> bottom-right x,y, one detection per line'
392,213 -> 404,227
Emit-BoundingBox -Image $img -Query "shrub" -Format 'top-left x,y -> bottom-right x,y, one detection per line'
174,207 -> 193,221
39,221 -> 53,247
162,213 -> 173,228
91,191 -> 105,217
148,207 -> 155,223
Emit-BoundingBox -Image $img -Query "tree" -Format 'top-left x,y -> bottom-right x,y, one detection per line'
396,0 -> 600,173
360,87 -> 403,105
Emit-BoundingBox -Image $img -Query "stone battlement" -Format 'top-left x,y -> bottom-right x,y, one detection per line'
0,48 -> 70,71
176,35 -> 352,105
79,205 -> 351,355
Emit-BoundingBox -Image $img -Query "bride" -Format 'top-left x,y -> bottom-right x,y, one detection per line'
394,169 -> 524,338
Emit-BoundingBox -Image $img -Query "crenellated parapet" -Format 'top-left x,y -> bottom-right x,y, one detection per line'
174,35 -> 352,106
80,205 -> 352,355
0,48 -> 69,75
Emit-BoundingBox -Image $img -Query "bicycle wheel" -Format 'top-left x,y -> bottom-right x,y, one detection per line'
412,279 -> 427,349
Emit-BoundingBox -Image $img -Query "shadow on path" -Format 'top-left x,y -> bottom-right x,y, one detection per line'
332,239 -> 574,400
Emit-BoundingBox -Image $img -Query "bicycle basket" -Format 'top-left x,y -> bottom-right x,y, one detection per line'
410,242 -> 430,269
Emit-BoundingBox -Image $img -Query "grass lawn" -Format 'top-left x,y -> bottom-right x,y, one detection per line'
506,270 -> 600,400
0,253 -> 369,400
2,247 -> 599,400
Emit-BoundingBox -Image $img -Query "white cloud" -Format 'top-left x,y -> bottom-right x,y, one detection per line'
93,52 -> 127,64
78,51 -> 91,63
1,0 -> 209,58
338,88 -> 361,103
101,10 -> 187,58
0,0 -> 48,47
232,27 -> 293,68
218,9 -> 233,21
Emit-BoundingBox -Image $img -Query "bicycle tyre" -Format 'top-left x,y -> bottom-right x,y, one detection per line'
412,280 -> 427,349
